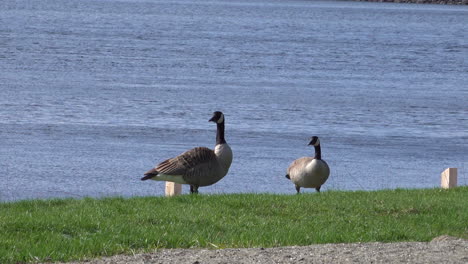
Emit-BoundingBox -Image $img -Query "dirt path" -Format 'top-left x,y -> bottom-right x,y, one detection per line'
63,236 -> 467,264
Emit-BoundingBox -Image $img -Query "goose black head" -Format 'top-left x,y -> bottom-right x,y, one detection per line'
308,136 -> 320,146
209,111 -> 224,124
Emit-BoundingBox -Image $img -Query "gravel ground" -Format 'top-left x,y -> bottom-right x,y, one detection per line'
61,236 -> 467,264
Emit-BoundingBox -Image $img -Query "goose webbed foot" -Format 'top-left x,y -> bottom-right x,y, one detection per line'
315,186 -> 321,193
190,185 -> 199,194
295,185 -> 301,194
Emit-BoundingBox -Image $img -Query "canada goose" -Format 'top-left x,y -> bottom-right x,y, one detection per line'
285,136 -> 330,193
141,111 -> 233,194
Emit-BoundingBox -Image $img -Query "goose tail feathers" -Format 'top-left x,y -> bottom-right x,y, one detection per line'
141,168 -> 159,181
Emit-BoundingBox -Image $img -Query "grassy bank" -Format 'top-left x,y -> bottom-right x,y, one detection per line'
1,187 -> 467,263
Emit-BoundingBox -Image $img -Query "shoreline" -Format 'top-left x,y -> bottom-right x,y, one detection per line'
353,0 -> 468,4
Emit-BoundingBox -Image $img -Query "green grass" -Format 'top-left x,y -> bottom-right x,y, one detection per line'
1,187 -> 467,263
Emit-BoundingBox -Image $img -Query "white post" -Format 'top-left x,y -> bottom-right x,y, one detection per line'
165,182 -> 182,196
441,168 -> 457,189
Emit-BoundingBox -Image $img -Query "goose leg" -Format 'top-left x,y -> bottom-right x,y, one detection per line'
315,186 -> 321,193
295,185 -> 301,194
190,185 -> 199,194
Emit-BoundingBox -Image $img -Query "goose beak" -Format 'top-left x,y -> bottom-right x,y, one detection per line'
308,137 -> 318,146
209,114 -> 217,122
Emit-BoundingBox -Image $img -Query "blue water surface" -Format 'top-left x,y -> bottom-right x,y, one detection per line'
0,0 -> 467,200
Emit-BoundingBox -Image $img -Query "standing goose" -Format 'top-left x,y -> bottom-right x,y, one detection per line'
141,111 -> 233,194
285,136 -> 330,193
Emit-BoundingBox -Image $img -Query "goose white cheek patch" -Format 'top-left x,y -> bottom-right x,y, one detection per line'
217,114 -> 224,124
314,139 -> 320,146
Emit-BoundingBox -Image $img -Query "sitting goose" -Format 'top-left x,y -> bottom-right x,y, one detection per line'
285,136 -> 330,193
141,111 -> 233,194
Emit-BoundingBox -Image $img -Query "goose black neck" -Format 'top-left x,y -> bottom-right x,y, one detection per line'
313,144 -> 322,160
216,122 -> 226,144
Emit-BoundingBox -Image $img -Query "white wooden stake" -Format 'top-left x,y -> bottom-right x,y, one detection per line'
441,168 -> 457,189
165,182 -> 182,196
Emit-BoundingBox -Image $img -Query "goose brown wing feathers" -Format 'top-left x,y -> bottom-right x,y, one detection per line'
287,157 -> 313,175
155,147 -> 217,176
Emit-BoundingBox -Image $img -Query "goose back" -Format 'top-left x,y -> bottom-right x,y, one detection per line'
147,146 -> 231,187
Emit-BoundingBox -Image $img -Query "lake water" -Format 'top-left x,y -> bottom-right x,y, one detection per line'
1,0 -> 467,201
